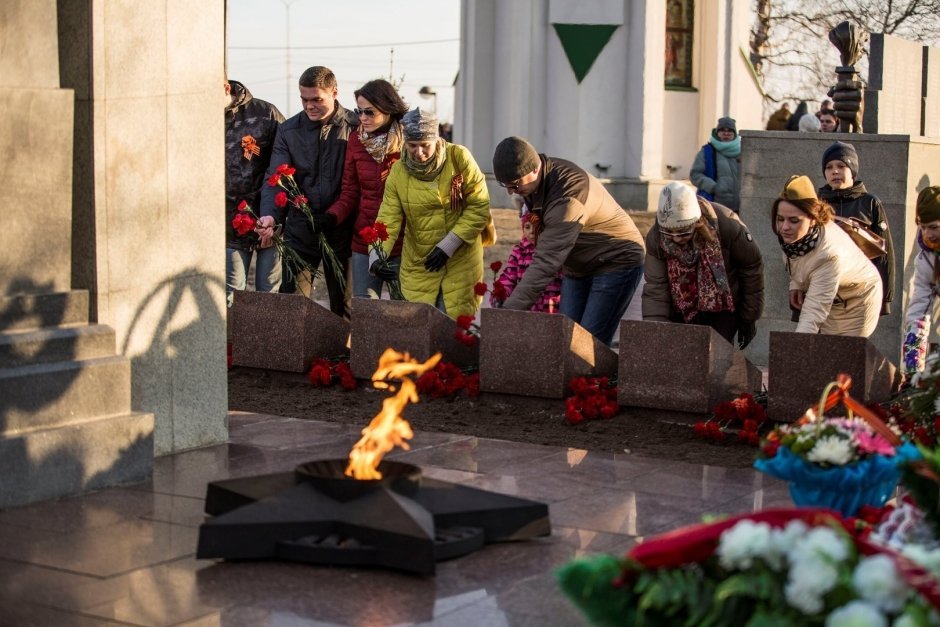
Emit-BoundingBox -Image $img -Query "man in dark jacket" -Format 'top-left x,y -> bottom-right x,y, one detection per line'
817,141 -> 895,315
257,66 -> 358,317
492,136 -> 646,346
225,79 -> 284,306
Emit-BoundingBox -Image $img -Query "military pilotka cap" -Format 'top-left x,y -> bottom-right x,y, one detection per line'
780,175 -> 817,201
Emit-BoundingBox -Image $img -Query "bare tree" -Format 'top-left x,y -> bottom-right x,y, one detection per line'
750,0 -> 940,116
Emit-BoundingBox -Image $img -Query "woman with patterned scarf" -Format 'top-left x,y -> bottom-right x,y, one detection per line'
901,186 -> 940,384
373,108 -> 491,318
643,182 -> 764,348
773,175 -> 881,337
325,79 -> 407,298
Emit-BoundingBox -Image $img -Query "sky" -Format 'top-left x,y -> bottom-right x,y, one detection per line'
226,0 -> 461,122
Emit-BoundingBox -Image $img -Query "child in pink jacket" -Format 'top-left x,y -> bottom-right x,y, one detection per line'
491,213 -> 562,312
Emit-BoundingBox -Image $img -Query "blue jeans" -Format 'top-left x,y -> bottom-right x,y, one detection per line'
226,246 -> 282,307
351,252 -> 401,299
560,265 -> 643,346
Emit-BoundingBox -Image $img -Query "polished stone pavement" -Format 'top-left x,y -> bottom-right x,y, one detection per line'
0,412 -> 789,626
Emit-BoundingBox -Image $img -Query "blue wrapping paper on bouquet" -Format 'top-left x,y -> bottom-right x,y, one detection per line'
755,443 -> 922,517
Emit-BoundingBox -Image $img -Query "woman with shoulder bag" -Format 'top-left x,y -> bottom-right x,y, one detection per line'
773,175 -> 882,337
373,108 -> 491,318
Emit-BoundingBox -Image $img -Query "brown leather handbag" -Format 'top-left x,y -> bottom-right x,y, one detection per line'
833,215 -> 887,259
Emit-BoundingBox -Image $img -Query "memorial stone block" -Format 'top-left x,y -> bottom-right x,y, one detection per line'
479,309 -> 618,399
349,299 -> 478,379
231,292 -> 349,372
767,331 -> 896,421
617,321 -> 762,413
864,33 -> 925,135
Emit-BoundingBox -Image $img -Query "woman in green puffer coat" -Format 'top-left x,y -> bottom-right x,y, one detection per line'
372,108 -> 491,318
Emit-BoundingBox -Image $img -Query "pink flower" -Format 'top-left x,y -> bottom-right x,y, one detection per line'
855,431 -> 896,457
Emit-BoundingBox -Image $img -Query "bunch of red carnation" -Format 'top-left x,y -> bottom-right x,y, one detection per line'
874,400 -> 940,446
308,358 -> 357,390
565,377 -> 619,425
692,392 -> 767,446
416,361 -> 480,399
454,314 -> 479,347
473,261 -> 509,303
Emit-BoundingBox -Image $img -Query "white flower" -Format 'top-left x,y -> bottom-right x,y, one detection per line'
807,435 -> 856,465
789,555 -> 839,594
791,527 -> 851,564
825,600 -> 887,627
717,520 -> 781,570
785,578 -> 825,614
853,554 -> 908,613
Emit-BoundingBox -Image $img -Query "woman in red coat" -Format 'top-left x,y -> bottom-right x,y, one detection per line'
325,79 -> 408,298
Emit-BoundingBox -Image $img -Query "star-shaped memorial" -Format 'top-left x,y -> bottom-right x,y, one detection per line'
197,459 -> 551,576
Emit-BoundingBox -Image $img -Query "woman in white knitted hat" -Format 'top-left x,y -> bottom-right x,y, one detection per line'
642,181 -> 764,348
373,108 -> 491,317
773,175 -> 881,337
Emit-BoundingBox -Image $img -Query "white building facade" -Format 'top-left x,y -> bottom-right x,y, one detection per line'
456,0 -> 763,210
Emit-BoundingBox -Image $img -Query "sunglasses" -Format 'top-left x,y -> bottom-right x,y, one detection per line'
354,108 -> 377,118
498,181 -> 522,192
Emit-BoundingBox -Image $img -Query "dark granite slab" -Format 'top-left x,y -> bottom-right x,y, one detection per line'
617,320 -> 762,413
479,308 -> 618,398
767,331 -> 897,421
231,291 -> 349,372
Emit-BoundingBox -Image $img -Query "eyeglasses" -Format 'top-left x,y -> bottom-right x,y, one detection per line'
354,108 -> 377,118
498,181 -> 522,192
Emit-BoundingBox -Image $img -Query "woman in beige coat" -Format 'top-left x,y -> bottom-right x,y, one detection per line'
772,175 -> 881,337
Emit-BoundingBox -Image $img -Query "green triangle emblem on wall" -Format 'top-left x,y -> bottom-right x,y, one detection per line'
552,23 -> 619,84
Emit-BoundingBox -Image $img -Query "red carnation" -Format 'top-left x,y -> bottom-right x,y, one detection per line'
274,191 -> 288,208
267,173 -> 281,187
374,221 -> 389,241
455,314 -> 474,330
693,421 -> 708,438
490,261 -> 502,273
232,213 -> 256,236
465,373 -> 480,397
359,226 -> 379,245
292,195 -> 308,207
275,163 -> 295,175
565,407 -> 585,425
762,439 -> 780,457
237,200 -> 248,212
491,283 -> 509,301
600,402 -> 618,420
473,282 -> 488,296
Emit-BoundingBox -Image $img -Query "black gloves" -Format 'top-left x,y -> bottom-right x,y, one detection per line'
736,320 -> 757,350
424,247 -> 449,272
370,260 -> 398,282
313,212 -> 337,232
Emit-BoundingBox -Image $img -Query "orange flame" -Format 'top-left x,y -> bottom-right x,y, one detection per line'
344,349 -> 442,480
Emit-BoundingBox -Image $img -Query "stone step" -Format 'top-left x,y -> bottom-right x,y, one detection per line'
0,356 -> 131,436
0,290 -> 89,332
0,411 -> 154,508
0,324 -> 116,368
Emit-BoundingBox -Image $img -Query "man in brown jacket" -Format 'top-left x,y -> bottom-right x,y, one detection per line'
492,136 -> 646,346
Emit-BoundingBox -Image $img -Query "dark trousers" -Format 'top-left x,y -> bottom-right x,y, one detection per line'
280,247 -> 351,319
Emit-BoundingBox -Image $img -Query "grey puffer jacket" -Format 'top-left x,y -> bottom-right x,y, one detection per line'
225,81 -> 284,249
690,144 -> 741,212
261,103 -> 359,257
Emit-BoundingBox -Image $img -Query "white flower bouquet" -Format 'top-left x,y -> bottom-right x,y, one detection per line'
557,508 -> 940,626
